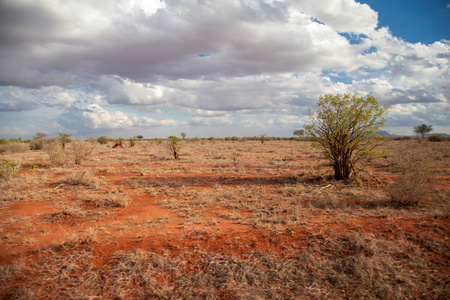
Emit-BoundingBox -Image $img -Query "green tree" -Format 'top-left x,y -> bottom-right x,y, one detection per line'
304,93 -> 389,180
167,136 -> 183,159
293,129 -> 304,138
259,134 -> 268,144
58,133 -> 72,150
413,124 -> 432,142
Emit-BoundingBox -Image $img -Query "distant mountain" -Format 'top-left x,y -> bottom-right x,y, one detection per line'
377,131 -> 392,137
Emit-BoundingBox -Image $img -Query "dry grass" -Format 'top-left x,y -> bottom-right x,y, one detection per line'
0,139 -> 448,299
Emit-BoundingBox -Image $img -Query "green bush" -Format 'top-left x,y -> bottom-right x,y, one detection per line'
428,134 -> 446,142
29,162 -> 39,169
98,136 -> 109,144
166,136 -> 183,159
29,140 -> 44,150
1,159 -> 21,181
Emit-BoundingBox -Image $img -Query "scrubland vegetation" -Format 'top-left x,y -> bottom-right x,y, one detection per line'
0,138 -> 449,299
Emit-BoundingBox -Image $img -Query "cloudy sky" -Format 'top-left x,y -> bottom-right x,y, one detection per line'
0,0 -> 449,139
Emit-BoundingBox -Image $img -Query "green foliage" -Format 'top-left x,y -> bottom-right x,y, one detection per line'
29,162 -> 39,169
259,134 -> 267,144
428,134 -> 446,142
293,129 -> 305,138
414,124 -> 433,141
304,92 -> 389,180
97,136 -> 109,144
135,135 -> 144,140
129,137 -> 137,147
166,136 -> 183,159
1,159 -> 21,181
58,133 -> 72,150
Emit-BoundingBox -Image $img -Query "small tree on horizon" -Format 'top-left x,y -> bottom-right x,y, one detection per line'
293,129 -> 305,138
413,124 -> 433,143
181,132 -> 186,140
58,133 -> 72,150
304,93 -> 389,180
167,136 -> 183,159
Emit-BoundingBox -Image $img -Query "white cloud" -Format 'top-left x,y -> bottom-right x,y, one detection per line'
0,0 -> 448,137
0,126 -> 27,137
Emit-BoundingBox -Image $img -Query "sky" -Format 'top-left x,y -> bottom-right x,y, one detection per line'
0,0 -> 449,140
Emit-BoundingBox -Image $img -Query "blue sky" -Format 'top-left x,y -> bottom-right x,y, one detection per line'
361,0 -> 450,44
0,0 -> 449,139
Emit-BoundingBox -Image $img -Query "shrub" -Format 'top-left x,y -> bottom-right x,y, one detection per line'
44,140 -> 68,167
166,136 -> 183,159
1,159 -> 21,181
2,142 -> 29,154
29,140 -> 44,150
129,137 -> 137,147
388,143 -> 431,206
98,136 -> 109,145
71,140 -> 94,165
28,162 -> 39,169
61,170 -> 100,188
304,93 -> 389,180
428,134 -> 446,142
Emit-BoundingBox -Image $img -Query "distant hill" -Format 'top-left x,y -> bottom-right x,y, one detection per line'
383,132 -> 450,138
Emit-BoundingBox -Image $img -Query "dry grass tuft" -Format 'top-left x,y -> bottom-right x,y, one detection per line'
60,170 -> 101,188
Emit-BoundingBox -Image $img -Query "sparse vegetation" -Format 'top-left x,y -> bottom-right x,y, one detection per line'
0,138 -> 448,299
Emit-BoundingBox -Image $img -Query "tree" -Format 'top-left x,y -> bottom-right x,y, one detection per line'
35,132 -> 48,140
180,132 -> 186,140
293,129 -> 305,138
167,136 -> 183,159
259,134 -> 267,144
304,93 -> 389,180
30,132 -> 48,150
413,124 -> 432,142
58,133 -> 72,150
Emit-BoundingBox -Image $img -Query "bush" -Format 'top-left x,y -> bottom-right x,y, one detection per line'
2,142 -> 29,154
166,136 -> 183,159
388,143 -> 431,206
1,159 -> 21,181
71,140 -> 94,165
44,140 -> 68,167
29,140 -> 44,150
98,136 -> 109,145
428,134 -> 446,142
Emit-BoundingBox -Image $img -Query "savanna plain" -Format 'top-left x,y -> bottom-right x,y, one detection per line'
0,138 -> 449,299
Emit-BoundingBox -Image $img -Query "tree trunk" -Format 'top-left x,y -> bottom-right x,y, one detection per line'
333,160 -> 351,180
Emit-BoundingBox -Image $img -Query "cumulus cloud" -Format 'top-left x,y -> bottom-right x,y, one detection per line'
0,0 -> 448,137
57,103 -> 179,135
